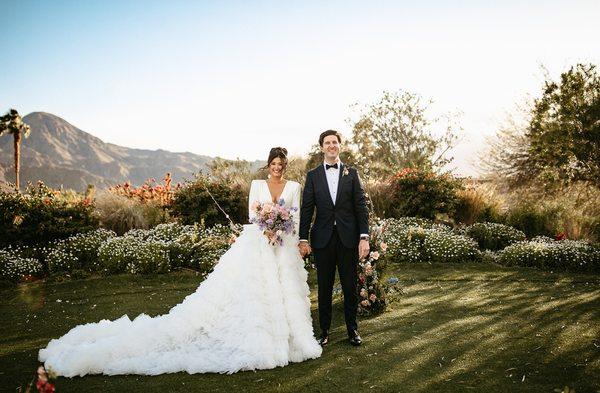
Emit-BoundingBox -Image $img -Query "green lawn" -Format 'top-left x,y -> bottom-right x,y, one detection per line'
1,262 -> 599,392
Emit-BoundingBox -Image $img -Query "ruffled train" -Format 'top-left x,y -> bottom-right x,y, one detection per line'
38,224 -> 322,376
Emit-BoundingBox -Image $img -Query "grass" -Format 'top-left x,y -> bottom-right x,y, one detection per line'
1,262 -> 599,392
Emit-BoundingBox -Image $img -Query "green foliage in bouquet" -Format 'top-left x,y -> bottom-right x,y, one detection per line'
0,182 -> 98,247
388,168 -> 463,219
460,222 -> 526,251
170,173 -> 247,227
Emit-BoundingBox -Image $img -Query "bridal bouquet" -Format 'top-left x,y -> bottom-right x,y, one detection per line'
250,199 -> 297,246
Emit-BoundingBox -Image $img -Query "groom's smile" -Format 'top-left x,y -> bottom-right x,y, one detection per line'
321,135 -> 341,163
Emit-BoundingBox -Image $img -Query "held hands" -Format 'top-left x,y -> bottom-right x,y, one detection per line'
358,239 -> 370,261
298,241 -> 312,258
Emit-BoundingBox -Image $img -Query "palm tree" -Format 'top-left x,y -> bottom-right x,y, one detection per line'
0,109 -> 31,190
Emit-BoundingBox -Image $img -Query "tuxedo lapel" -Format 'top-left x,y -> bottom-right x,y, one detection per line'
317,164 -> 334,207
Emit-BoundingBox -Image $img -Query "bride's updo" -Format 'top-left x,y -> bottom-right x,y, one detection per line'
264,147 -> 288,169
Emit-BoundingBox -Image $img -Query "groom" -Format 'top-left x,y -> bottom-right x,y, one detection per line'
299,130 -> 370,347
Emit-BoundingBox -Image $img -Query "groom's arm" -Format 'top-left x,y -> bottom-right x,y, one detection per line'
299,170 -> 315,242
353,169 -> 369,236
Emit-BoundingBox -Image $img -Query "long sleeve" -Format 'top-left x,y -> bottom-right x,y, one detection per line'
299,171 -> 315,241
248,180 -> 259,222
291,182 -> 301,235
352,169 -> 369,236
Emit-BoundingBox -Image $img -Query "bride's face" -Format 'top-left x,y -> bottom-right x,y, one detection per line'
269,157 -> 285,179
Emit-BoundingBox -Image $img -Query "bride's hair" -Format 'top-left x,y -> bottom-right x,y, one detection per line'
263,147 -> 288,170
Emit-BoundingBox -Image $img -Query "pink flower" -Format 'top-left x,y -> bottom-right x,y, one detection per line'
361,299 -> 371,307
360,289 -> 368,298
380,242 -> 388,252
370,251 -> 380,260
262,203 -> 273,214
251,201 -> 260,211
369,294 -> 377,302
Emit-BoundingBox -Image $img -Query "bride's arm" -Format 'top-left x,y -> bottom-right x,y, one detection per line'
291,182 -> 301,235
248,180 -> 258,222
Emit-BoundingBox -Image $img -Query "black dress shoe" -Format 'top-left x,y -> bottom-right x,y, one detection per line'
348,330 -> 362,346
318,331 -> 329,347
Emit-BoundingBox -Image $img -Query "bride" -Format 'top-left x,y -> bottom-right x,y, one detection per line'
38,147 -> 322,376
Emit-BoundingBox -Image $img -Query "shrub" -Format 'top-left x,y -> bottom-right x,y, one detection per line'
46,228 -> 116,273
170,174 -> 247,227
97,237 -> 171,275
498,239 -> 600,272
0,182 -> 98,247
0,249 -> 43,283
381,218 -> 480,264
453,183 -> 504,224
388,168 -> 463,220
364,179 -> 394,218
461,222 -> 526,251
94,192 -> 171,235
422,230 -> 481,263
505,201 -> 559,238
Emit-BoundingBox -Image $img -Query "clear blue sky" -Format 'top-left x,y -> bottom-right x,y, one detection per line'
2,0 -> 599,175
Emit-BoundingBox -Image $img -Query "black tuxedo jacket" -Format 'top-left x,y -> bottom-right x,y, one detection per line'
299,163 -> 369,249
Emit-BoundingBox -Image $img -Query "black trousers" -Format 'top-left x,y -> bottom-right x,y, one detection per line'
313,226 -> 359,335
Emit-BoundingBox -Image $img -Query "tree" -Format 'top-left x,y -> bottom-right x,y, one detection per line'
0,109 -> 31,190
349,90 -> 459,178
526,63 -> 600,186
479,103 -> 533,186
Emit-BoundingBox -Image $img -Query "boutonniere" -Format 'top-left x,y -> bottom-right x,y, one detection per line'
343,166 -> 349,177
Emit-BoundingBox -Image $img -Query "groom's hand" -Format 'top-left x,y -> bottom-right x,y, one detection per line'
358,239 -> 370,261
298,241 -> 312,257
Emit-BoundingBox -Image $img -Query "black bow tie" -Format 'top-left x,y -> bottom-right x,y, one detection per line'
325,163 -> 339,170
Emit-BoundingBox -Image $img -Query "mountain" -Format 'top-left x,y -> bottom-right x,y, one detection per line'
0,112 -> 251,191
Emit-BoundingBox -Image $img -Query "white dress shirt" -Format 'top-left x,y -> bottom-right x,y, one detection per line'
324,160 -> 341,205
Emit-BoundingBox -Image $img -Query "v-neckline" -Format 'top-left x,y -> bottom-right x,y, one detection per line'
265,179 -> 289,203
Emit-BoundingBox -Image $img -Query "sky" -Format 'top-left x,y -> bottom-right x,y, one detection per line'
1,0 -> 599,176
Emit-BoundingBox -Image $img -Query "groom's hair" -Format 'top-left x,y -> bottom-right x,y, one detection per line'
319,130 -> 342,146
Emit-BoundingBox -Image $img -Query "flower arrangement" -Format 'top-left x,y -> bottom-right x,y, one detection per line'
109,173 -> 182,207
250,199 -> 297,246
357,220 -> 390,315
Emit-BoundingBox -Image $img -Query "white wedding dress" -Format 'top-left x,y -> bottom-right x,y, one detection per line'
39,179 -> 322,376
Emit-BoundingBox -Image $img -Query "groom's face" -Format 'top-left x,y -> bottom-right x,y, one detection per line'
321,135 -> 341,161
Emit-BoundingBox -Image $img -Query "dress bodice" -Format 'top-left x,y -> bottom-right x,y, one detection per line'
248,179 -> 301,233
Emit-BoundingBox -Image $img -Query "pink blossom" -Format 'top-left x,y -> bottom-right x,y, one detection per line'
370,251 -> 380,260
380,242 -> 388,252
262,203 -> 273,214
251,201 -> 260,211
360,289 -> 368,298
361,299 -> 371,307
369,294 -> 377,302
